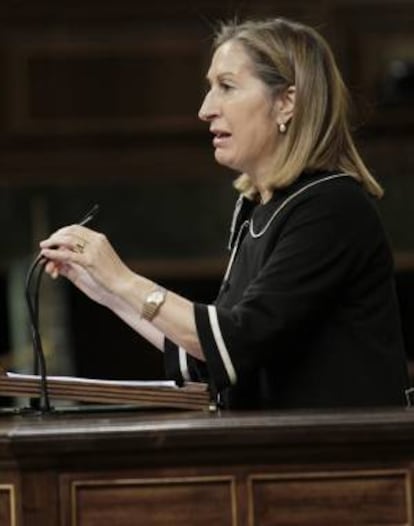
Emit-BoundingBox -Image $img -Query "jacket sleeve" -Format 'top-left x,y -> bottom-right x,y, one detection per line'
193,189 -> 384,391
162,195 -> 255,388
163,338 -> 209,386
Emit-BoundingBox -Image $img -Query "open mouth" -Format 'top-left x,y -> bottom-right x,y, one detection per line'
213,131 -> 232,147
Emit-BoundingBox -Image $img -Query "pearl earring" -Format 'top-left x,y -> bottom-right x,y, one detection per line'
279,122 -> 287,134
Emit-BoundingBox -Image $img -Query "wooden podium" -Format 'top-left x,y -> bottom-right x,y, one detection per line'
1,408 -> 414,525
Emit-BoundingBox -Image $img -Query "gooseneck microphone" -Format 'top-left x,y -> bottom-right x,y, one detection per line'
24,204 -> 99,412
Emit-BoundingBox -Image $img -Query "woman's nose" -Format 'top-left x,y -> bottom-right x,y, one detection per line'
198,91 -> 218,122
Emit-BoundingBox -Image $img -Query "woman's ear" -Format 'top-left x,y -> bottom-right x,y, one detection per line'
275,85 -> 296,125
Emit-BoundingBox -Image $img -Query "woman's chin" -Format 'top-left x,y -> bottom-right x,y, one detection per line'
214,151 -> 239,171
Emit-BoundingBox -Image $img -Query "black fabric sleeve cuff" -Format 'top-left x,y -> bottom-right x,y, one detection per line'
194,302 -> 237,392
163,337 -> 208,386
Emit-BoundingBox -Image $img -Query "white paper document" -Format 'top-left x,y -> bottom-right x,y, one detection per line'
6,372 -> 177,389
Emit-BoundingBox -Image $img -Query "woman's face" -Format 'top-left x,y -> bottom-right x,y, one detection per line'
199,40 -> 281,177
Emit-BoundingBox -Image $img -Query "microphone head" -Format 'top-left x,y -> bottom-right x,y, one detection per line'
79,204 -> 100,226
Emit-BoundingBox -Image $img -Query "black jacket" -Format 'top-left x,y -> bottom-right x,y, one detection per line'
165,171 -> 409,409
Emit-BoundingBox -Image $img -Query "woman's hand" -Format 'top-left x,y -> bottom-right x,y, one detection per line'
40,225 -> 204,361
39,225 -> 135,307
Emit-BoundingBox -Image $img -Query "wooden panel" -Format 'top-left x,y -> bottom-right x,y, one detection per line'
4,410 -> 414,525
249,470 -> 411,526
5,34 -> 205,135
0,0 -> 411,186
0,485 -> 16,526
332,2 -> 414,130
69,476 -> 237,526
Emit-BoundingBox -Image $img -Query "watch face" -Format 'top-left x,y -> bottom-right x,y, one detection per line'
150,291 -> 164,303
142,287 -> 166,320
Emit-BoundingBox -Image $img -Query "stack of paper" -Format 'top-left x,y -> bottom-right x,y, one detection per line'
0,371 -> 211,411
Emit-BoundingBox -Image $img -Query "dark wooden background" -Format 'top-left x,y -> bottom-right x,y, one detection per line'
0,0 -> 413,382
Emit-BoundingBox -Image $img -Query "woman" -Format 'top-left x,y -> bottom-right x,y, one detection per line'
40,18 -> 409,409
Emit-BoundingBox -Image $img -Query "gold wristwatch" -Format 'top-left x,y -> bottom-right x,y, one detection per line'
141,286 -> 167,321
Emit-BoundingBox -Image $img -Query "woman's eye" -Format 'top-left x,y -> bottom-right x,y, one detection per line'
220,82 -> 233,92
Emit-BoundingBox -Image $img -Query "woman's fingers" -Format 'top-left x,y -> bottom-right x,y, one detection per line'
44,260 -> 58,279
39,225 -> 97,265
39,224 -> 128,298
40,245 -> 82,265
40,232 -> 87,252
40,224 -> 95,250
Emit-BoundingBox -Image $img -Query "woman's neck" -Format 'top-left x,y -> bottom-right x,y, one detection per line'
259,188 -> 273,204
247,160 -> 274,205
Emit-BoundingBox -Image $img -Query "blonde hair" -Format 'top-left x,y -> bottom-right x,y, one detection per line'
214,18 -> 383,199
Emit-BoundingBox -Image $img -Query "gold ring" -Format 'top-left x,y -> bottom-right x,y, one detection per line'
75,240 -> 86,254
